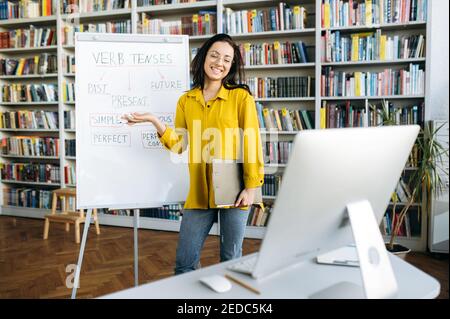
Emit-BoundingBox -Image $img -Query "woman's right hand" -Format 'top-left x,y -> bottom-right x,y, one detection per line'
122,112 -> 167,137
122,112 -> 154,125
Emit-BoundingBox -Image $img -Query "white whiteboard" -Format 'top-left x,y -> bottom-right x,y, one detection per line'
75,33 -> 190,209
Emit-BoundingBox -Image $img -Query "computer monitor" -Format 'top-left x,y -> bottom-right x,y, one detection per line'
233,125 -> 420,298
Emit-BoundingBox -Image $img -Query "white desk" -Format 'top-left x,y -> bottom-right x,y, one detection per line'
100,252 -> 440,299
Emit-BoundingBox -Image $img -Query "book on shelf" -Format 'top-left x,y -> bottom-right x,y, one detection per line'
246,76 -> 315,98
1,136 -> 59,157
139,10 -> 217,36
64,165 -> 76,185
0,54 -> 58,76
321,100 -> 367,128
140,204 -> 182,220
2,187 -> 54,209
1,163 -> 60,184
257,104 -> 314,132
62,53 -> 76,74
321,64 -> 425,97
262,141 -> 293,165
321,29 -> 425,62
0,0 -> 54,20
368,100 -> 424,126
138,0 -> 207,6
62,82 -> 75,102
1,83 -> 58,102
247,204 -> 272,227
64,110 -> 75,129
0,110 -> 59,129
262,174 -> 282,197
62,20 -> 132,46
382,205 -> 421,238
240,40 -> 310,66
321,0 -> 428,29
65,139 -> 76,157
61,0 -> 130,14
103,204 -> 183,221
223,3 -> 308,34
0,26 -> 57,49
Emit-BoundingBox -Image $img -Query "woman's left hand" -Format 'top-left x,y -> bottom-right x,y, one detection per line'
235,188 -> 256,207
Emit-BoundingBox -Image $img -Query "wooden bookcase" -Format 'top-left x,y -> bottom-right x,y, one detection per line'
0,0 -> 432,249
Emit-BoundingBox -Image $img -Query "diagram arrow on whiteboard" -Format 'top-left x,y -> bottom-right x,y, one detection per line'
128,71 -> 131,91
157,69 -> 165,80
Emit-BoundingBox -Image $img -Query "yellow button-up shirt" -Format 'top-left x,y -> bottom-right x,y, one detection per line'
158,85 -> 264,209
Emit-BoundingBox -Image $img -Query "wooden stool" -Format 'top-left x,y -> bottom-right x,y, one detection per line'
43,188 -> 100,244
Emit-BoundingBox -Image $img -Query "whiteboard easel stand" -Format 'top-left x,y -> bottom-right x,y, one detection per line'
133,209 -> 139,287
71,208 -> 92,299
71,208 -> 141,299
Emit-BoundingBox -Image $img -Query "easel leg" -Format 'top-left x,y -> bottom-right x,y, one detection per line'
71,208 -> 92,299
134,209 -> 139,287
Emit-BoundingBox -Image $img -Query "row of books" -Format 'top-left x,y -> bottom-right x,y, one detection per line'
394,178 -> 412,203
64,110 -> 75,129
1,136 -> 59,157
2,187 -> 53,209
139,204 -> 182,220
0,0 -> 54,20
247,204 -> 272,227
137,0 -> 203,5
262,141 -> 293,165
1,163 -> 61,183
65,139 -> 75,156
321,64 -> 425,97
407,143 -> 419,168
101,208 -> 131,216
61,0 -> 130,14
368,100 -> 424,126
321,30 -> 425,62
1,83 -> 58,102
320,100 -> 425,128
103,204 -> 183,220
380,206 -> 421,237
321,101 -> 366,128
256,103 -> 315,131
262,174 -> 282,197
61,20 -> 132,45
240,41 -> 311,66
0,27 -> 56,49
246,76 -> 315,98
62,82 -> 75,102
139,11 -> 216,36
223,3 -> 308,35
0,110 -> 59,130
63,54 -> 75,74
64,164 -> 75,185
0,54 -> 58,76
321,0 -> 428,28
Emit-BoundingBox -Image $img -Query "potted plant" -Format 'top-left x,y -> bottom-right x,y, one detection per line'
370,102 -> 449,257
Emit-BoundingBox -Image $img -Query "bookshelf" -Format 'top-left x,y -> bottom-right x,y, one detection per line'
0,0 -> 432,248
317,0 -> 429,251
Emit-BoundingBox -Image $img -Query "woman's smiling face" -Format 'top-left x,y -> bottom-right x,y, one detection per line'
203,41 -> 234,82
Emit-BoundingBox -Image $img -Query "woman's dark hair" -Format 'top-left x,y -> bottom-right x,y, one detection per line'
191,33 -> 251,94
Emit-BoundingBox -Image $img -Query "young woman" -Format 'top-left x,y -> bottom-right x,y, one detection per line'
123,33 -> 264,274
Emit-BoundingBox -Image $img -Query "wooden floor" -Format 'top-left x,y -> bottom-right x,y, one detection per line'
0,216 -> 448,299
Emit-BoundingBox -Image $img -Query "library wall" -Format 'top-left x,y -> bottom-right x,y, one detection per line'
0,0 -> 438,249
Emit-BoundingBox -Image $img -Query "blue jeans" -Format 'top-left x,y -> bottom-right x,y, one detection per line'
174,208 -> 250,275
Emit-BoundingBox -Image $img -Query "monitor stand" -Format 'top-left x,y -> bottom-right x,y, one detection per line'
311,200 -> 399,299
